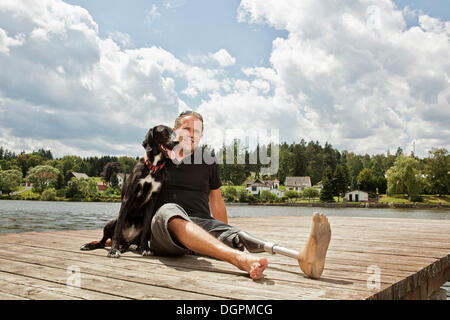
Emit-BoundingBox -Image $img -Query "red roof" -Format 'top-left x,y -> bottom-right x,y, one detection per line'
97,181 -> 107,191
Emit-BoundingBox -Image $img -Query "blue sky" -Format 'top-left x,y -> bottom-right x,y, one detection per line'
63,0 -> 288,108
0,0 -> 449,158
64,0 -> 449,66
64,0 -> 287,65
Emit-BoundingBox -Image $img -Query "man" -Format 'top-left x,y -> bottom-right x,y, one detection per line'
149,111 -> 331,280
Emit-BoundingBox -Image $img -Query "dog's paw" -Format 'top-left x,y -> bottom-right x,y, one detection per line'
140,249 -> 154,257
107,249 -> 121,258
119,246 -> 129,254
80,241 -> 97,251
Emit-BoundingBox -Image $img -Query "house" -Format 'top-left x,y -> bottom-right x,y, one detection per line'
270,188 -> 284,197
285,176 -> 312,192
97,181 -> 107,192
345,190 -> 369,202
65,172 -> 89,183
272,179 -> 280,189
245,178 -> 284,197
312,180 -> 323,193
246,179 -> 270,196
117,173 -> 128,188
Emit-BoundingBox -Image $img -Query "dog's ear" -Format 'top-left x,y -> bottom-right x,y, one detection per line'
142,128 -> 154,151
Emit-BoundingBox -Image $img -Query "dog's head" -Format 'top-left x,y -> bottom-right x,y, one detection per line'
142,125 -> 179,160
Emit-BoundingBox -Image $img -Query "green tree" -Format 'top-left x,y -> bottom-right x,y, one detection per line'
259,190 -> 278,203
346,152 -> 364,189
238,189 -> 249,203
16,153 -> 43,177
117,156 -> 138,174
357,168 -> 377,192
110,172 -> 119,189
424,148 -> 449,196
301,187 -> 319,202
66,177 -> 98,200
26,165 -> 60,194
284,190 -> 299,202
334,164 -> 350,200
277,143 -> 294,184
41,188 -> 57,201
53,172 -> 65,190
320,167 -> 335,202
0,169 -> 22,195
386,155 -> 423,201
60,155 -> 84,177
222,186 -> 238,202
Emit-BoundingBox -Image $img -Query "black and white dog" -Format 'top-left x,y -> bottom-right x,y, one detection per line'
80,125 -> 179,258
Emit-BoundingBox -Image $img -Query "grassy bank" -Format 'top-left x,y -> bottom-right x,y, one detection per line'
2,186 -> 449,208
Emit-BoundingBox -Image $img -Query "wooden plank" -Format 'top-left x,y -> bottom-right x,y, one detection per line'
0,277 -> 80,300
0,257 -> 216,300
0,232 -> 438,301
0,216 -> 448,300
0,270 -> 124,300
12,228 -> 441,281
7,224 -> 447,265
0,224 -> 442,298
0,242 -> 366,300
0,290 -> 31,300
1,230 -> 416,284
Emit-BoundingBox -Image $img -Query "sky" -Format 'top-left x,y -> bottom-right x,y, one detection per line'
0,0 -> 449,159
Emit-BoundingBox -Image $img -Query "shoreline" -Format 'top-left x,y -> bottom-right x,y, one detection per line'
1,197 -> 449,210
227,202 -> 450,210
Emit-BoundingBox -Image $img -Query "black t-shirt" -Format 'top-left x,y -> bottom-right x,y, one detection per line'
155,147 -> 222,219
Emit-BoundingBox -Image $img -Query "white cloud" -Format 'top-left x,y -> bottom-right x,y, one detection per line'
210,49 -> 236,67
0,0 -> 187,157
185,48 -> 236,68
107,31 -> 133,48
230,0 -> 450,156
145,4 -> 161,23
0,0 -> 449,159
0,28 -> 25,54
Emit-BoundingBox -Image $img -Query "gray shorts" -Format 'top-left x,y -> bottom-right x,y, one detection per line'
149,203 -> 242,256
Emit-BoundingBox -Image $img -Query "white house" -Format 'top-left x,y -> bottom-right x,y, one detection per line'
312,180 -> 323,193
117,173 -> 128,188
245,179 -> 270,196
285,176 -> 312,192
270,188 -> 284,197
345,190 -> 369,202
245,179 -> 283,197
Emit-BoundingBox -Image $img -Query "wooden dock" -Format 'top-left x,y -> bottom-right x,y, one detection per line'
0,216 -> 448,300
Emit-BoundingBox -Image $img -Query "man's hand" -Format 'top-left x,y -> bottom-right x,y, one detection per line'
209,188 -> 228,224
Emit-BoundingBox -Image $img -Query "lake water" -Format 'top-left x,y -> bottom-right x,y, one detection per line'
1,200 -> 450,234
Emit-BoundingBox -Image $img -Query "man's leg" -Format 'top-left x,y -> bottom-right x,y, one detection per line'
168,217 -> 268,280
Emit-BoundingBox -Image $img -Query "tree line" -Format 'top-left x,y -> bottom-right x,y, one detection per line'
214,140 -> 449,202
0,147 -> 138,199
0,142 -> 449,202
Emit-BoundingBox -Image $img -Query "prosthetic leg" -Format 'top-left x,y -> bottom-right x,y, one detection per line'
235,231 -> 299,259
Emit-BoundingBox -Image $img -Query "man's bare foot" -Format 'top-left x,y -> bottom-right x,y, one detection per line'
235,253 -> 268,280
298,212 -> 331,279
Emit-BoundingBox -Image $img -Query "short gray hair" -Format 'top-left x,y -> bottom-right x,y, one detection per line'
174,110 -> 204,131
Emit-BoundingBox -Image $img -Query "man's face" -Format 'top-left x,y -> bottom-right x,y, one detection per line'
174,115 -> 203,153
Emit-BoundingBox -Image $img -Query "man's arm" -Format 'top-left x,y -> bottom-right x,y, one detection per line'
209,188 -> 228,224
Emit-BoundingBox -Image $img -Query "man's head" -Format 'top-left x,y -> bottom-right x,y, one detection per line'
173,110 -> 204,153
